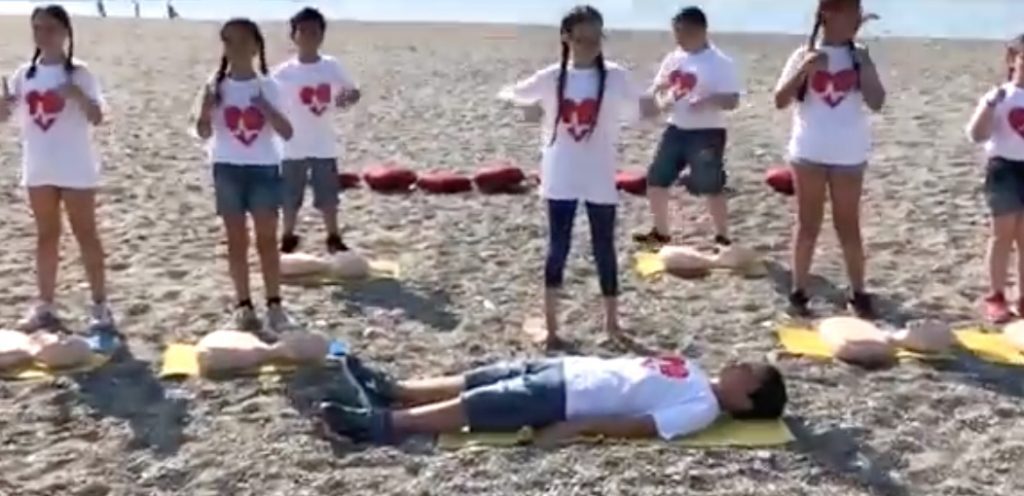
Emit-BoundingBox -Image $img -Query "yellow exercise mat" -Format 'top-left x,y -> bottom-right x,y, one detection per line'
776,326 -> 941,361
0,353 -> 111,381
159,344 -> 300,379
953,329 -> 1024,366
437,418 -> 793,449
282,260 -> 401,287
633,252 -> 767,279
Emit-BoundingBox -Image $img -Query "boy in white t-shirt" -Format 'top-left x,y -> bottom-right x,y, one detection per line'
273,8 -> 361,255
965,34 -> 1024,323
635,7 -> 742,248
317,354 -> 787,445
0,6 -> 115,332
773,0 -> 885,318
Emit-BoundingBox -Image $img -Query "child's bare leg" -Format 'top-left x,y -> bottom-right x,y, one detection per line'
391,398 -> 468,434
393,375 -> 466,406
828,168 -> 866,292
63,189 -> 107,304
989,215 -> 1016,297
222,215 -> 251,302
28,187 -> 62,305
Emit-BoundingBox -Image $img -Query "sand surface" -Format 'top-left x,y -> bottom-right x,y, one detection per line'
0,16 -> 1022,496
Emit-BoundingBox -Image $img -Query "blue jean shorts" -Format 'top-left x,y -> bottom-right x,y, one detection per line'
648,126 -> 727,194
282,157 -> 340,212
461,358 -> 567,432
984,156 -> 1024,217
213,163 -> 283,216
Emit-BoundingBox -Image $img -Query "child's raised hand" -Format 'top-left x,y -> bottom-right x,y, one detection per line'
1,77 -> 13,102
800,49 -> 829,75
521,103 -> 543,123
57,81 -> 86,102
0,77 -> 12,121
335,87 -> 361,108
986,86 -> 1007,107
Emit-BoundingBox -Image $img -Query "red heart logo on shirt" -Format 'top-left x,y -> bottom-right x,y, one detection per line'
643,356 -> 690,379
223,105 -> 266,146
1008,108 -> 1024,140
559,98 -> 598,142
809,69 -> 858,108
668,70 -> 698,101
25,89 -> 65,131
299,83 -> 332,116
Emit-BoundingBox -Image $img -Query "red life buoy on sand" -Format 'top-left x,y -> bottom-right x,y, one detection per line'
337,172 -> 361,190
473,163 -> 527,194
363,165 -> 418,193
615,170 -> 647,197
417,171 -> 474,194
765,166 -> 795,196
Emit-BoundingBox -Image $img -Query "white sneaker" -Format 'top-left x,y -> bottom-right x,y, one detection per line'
17,303 -> 60,332
265,304 -> 297,333
232,305 -> 262,332
88,303 -> 116,330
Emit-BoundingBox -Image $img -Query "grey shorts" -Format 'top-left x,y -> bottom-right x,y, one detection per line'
985,156 -> 1024,217
648,126 -> 727,194
282,158 -> 340,212
460,358 -> 567,432
213,163 -> 283,216
790,158 -> 868,172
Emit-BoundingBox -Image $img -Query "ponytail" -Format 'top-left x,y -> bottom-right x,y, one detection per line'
548,41 -> 570,146
795,12 -> 823,102
65,24 -> 76,76
26,48 -> 41,79
588,52 -> 607,141
213,56 -> 228,104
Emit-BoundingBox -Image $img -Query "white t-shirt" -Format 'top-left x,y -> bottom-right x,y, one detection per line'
207,76 -> 286,166
562,355 -> 721,440
271,55 -> 357,160
776,45 -> 871,166
654,45 -> 741,130
498,62 -> 644,205
977,84 -> 1024,161
8,61 -> 104,188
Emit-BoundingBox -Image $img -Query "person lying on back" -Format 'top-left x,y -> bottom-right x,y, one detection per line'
319,353 -> 787,445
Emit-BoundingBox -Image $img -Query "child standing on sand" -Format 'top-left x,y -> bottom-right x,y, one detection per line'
193,18 -> 296,336
273,7 -> 361,255
499,5 -> 657,349
0,5 -> 115,332
772,0 -> 885,318
966,34 -> 1024,323
634,6 -> 741,248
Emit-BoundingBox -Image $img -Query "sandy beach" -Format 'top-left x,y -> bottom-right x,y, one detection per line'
0,16 -> 1022,496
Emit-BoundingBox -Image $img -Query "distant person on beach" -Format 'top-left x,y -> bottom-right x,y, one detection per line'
497,5 -> 658,349
634,6 -> 741,248
317,353 -> 787,445
133,0 -> 140,19
965,34 -> 1024,323
272,7 -> 361,255
0,5 -> 115,332
193,18 -> 296,336
772,0 -> 885,318
168,2 -> 179,20
96,0 -> 106,18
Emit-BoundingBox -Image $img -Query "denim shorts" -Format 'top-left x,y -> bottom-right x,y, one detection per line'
648,126 -> 727,194
985,156 -> 1024,217
213,163 -> 283,216
461,359 -> 567,432
282,157 -> 340,212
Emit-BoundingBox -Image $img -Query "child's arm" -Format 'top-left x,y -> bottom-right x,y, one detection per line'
332,60 -> 361,108
691,58 -> 743,111
193,83 -> 215,139
62,67 -> 104,125
0,76 -> 13,123
854,46 -> 885,111
773,48 -> 824,110
966,87 -> 1005,143
533,416 -> 657,446
254,81 -> 293,140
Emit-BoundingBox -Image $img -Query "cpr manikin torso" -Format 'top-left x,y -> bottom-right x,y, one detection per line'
0,329 -> 91,370
196,329 -> 330,374
817,317 -> 954,367
657,244 -> 761,278
1003,320 -> 1024,352
281,252 -> 370,280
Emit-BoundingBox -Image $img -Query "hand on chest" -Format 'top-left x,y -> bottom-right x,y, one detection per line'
809,64 -> 858,108
221,87 -> 266,146
298,82 -> 332,116
667,65 -> 700,101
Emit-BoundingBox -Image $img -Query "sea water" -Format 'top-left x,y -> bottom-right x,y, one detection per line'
0,0 -> 1021,40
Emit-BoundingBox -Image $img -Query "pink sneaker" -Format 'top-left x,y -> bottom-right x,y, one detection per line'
984,293 -> 1012,324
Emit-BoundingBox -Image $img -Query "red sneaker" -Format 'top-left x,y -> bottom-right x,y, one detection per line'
984,293 -> 1012,324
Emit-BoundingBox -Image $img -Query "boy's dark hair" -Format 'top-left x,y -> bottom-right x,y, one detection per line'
27,5 -> 76,80
732,364 -> 787,420
672,6 -> 707,29
290,7 -> 327,37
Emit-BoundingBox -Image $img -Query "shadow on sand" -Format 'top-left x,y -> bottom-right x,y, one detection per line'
332,279 -> 460,331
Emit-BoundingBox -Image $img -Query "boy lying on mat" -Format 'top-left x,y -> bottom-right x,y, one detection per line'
318,354 -> 787,445
196,329 -> 331,374
0,329 -> 92,370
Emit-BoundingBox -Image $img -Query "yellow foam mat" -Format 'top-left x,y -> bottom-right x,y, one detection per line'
776,326 -> 1024,366
437,418 -> 793,449
283,260 -> 401,287
159,344 -> 301,379
1,353 -> 111,381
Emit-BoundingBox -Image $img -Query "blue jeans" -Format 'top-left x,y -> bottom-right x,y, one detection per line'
213,163 -> 283,216
545,199 -> 618,297
460,359 -> 567,432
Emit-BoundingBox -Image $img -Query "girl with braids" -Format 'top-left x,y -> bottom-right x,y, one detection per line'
194,18 -> 296,337
0,5 -> 114,332
773,0 -> 885,318
498,5 -> 658,349
965,34 -> 1024,323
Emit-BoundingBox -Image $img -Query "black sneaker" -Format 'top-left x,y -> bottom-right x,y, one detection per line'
633,228 -> 671,245
317,401 -> 394,444
848,290 -> 875,319
714,234 -> 732,247
345,354 -> 397,407
281,233 -> 301,254
326,233 -> 349,253
788,290 -> 811,317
